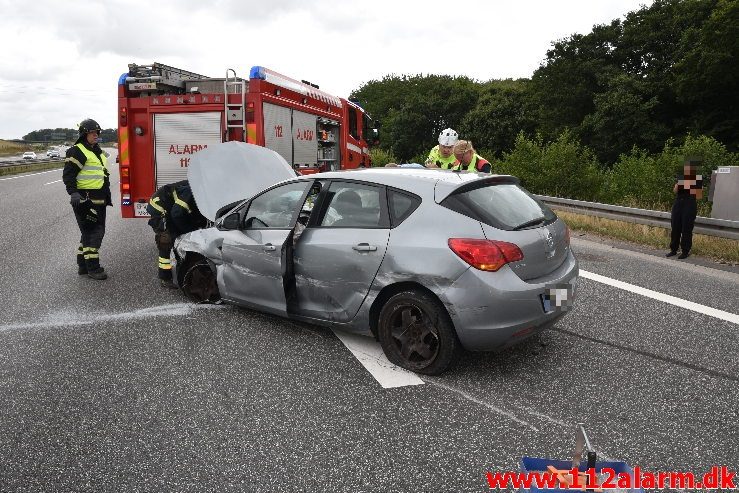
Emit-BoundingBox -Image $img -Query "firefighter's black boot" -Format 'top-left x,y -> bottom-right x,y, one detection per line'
88,268 -> 108,280
84,247 -> 108,280
160,278 -> 178,289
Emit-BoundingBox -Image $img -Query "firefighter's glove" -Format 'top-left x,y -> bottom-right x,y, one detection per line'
70,192 -> 82,208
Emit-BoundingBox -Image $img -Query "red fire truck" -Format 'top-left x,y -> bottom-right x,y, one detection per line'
117,62 -> 378,218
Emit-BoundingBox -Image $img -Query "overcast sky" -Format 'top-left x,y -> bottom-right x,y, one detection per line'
0,0 -> 652,140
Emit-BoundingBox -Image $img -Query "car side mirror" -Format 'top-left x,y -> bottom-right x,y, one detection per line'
219,212 -> 241,230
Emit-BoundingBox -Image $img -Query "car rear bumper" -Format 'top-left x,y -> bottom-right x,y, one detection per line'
442,250 -> 578,352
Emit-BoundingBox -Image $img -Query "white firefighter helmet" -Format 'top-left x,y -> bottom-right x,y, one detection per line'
438,128 -> 459,146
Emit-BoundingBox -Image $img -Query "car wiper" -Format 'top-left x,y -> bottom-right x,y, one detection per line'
512,216 -> 546,230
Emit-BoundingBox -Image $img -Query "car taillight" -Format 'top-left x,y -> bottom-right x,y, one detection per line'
120,107 -> 127,127
564,224 -> 571,246
448,238 -> 523,272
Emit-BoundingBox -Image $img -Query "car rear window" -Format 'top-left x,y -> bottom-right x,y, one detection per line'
442,183 -> 557,231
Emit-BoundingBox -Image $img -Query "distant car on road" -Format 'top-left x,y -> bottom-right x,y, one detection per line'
46,148 -> 61,159
22,151 -> 37,160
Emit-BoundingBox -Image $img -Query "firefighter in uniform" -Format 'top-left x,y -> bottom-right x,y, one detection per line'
147,180 -> 207,288
63,118 -> 111,280
451,140 -> 492,173
425,128 -> 459,169
667,159 -> 703,259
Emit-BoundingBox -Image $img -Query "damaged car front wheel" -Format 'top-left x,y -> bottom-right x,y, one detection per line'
181,255 -> 221,304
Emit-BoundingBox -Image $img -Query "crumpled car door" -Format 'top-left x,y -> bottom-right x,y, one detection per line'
219,181 -> 312,317
292,181 -> 390,322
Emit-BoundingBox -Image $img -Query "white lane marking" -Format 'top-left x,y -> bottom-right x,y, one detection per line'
580,270 -> 739,325
0,169 -> 61,181
331,329 -> 425,389
44,179 -> 62,185
426,380 -> 539,431
0,303 -> 226,332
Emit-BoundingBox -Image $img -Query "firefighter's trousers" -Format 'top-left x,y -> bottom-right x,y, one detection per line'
74,202 -> 107,272
154,227 -> 175,280
670,196 -> 697,254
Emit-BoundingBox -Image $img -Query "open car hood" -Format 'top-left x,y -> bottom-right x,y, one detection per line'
187,142 -> 297,221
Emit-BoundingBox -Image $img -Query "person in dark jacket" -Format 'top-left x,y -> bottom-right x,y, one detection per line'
63,118 -> 111,280
667,159 -> 703,259
147,180 -> 207,288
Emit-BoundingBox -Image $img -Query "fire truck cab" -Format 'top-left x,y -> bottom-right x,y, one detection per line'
117,62 -> 378,218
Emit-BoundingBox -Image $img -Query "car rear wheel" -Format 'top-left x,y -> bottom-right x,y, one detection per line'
181,256 -> 220,304
378,290 -> 461,375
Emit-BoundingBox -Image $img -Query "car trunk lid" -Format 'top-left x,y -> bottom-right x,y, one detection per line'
479,220 -> 569,280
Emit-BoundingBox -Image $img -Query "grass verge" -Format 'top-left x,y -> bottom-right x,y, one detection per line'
555,209 -> 739,265
0,161 -> 65,177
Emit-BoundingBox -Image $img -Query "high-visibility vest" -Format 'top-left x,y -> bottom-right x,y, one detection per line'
452,154 -> 490,173
75,143 -> 107,190
427,145 -> 458,169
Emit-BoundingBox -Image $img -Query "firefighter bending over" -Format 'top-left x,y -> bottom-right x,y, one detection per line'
147,180 -> 207,288
425,128 -> 459,169
451,140 -> 492,173
63,118 -> 111,280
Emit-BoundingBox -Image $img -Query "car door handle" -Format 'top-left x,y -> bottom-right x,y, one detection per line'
263,243 -> 276,252
352,243 -> 377,252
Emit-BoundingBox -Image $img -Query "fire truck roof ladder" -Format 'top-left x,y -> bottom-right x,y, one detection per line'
126,62 -> 208,93
224,68 -> 247,142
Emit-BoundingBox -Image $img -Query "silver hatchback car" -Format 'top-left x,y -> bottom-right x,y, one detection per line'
174,143 -> 578,374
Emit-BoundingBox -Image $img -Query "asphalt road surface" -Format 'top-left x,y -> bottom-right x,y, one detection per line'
0,152 -> 737,492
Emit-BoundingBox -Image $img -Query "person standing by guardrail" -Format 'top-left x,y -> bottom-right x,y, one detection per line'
667,158 -> 703,259
63,118 -> 112,280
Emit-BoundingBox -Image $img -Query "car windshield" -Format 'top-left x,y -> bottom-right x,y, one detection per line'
442,183 -> 557,231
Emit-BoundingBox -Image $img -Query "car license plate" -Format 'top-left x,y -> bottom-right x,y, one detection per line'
541,284 -> 574,313
134,202 -> 150,217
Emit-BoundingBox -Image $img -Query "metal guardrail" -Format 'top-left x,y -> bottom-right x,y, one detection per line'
0,157 -> 64,167
537,195 -> 739,241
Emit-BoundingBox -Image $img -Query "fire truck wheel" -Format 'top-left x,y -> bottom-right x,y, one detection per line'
377,289 -> 461,375
181,255 -> 220,304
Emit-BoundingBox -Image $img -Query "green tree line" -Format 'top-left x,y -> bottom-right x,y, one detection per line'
352,0 -> 738,211
23,128 -> 117,144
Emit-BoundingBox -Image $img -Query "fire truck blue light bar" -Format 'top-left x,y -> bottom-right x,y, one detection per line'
249,66 -> 341,107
